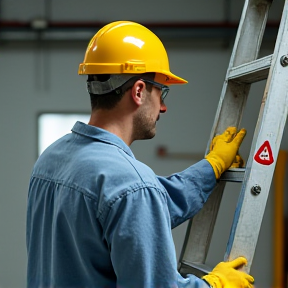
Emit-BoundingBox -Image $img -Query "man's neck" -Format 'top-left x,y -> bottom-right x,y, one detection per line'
88,109 -> 134,146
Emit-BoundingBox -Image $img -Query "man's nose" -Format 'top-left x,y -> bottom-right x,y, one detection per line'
160,101 -> 167,113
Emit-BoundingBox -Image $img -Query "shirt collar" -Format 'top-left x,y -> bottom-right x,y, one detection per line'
71,121 -> 135,159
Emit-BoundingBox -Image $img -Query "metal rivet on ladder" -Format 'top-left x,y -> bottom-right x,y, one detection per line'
280,55 -> 288,67
251,185 -> 261,195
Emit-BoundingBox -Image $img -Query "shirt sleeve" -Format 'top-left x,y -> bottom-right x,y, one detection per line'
156,159 -> 217,228
101,185 -> 210,288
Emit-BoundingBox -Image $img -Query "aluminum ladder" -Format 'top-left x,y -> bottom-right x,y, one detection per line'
178,0 -> 288,277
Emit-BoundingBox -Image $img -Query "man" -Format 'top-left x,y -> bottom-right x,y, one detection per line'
26,21 -> 254,288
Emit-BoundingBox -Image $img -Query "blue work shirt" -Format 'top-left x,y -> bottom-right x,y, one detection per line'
27,121 -> 216,288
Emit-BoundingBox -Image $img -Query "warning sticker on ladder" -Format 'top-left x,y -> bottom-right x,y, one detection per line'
254,140 -> 274,165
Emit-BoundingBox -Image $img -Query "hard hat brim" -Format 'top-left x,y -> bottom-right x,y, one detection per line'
155,72 -> 188,85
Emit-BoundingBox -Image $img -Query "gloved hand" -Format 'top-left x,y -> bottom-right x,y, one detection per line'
205,127 -> 246,179
202,257 -> 254,288
230,154 -> 245,168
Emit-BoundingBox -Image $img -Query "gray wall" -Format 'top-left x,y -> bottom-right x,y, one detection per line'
0,0 -> 286,287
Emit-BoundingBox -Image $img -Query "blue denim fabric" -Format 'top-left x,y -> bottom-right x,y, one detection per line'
27,121 -> 216,288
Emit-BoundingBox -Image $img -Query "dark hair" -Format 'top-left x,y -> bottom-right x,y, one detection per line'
88,73 -> 154,110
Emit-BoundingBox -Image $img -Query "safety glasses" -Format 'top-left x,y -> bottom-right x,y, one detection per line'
140,79 -> 170,102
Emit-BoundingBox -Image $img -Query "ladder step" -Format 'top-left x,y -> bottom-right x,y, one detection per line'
228,54 -> 272,83
179,261 -> 212,278
220,168 -> 245,182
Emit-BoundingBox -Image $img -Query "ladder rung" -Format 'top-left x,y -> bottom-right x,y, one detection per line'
179,261 -> 212,278
228,54 -> 272,83
220,168 -> 245,182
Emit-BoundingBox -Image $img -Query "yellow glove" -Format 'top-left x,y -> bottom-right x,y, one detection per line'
205,127 -> 246,179
230,154 -> 245,168
202,257 -> 254,288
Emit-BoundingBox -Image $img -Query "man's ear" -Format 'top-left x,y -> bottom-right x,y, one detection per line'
131,80 -> 146,106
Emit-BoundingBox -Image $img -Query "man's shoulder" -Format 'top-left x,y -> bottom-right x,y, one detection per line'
96,148 -> 161,195
95,149 -> 165,217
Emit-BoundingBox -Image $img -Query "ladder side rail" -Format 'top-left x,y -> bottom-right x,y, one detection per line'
207,0 -> 272,151
178,183 -> 225,271
225,1 -> 288,272
230,0 -> 272,68
213,81 -> 251,136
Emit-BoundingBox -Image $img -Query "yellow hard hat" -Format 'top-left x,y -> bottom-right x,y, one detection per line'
78,21 -> 187,85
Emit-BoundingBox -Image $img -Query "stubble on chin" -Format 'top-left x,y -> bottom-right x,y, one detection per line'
132,110 -> 157,141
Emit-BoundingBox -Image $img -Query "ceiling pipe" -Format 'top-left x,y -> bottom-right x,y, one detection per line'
0,20 -> 279,42
0,20 -> 280,29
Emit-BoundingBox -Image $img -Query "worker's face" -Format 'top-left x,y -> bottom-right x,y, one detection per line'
133,83 -> 167,140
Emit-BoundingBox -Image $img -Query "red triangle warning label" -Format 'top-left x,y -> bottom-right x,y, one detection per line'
254,140 -> 274,165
